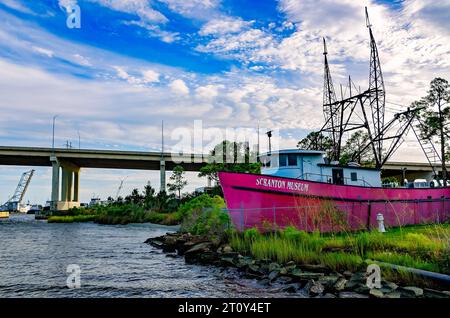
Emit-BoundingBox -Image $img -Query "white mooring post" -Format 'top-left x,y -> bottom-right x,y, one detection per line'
376,213 -> 386,233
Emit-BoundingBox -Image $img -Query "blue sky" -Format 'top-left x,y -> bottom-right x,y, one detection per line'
0,0 -> 449,203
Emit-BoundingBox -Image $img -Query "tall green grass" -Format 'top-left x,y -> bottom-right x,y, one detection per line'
48,215 -> 96,223
230,223 -> 449,274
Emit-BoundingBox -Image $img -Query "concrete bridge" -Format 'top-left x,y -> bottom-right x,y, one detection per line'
0,146 -> 445,210
382,161 -> 444,181
0,146 -> 207,210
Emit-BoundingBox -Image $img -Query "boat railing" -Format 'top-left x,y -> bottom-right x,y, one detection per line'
298,172 -> 373,187
222,198 -> 450,232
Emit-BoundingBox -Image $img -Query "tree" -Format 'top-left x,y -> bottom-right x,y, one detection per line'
167,165 -> 188,199
199,140 -> 261,183
414,78 -> 450,185
297,131 -> 333,159
143,182 -> 156,209
340,130 -> 374,166
125,188 -> 143,205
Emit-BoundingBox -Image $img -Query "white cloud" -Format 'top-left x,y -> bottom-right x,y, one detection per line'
91,0 -> 168,23
124,20 -> 180,43
199,16 -> 252,35
72,54 -> 92,66
195,84 -> 222,100
113,66 -> 161,85
169,79 -> 189,95
141,69 -> 160,83
32,46 -> 54,58
0,0 -> 35,14
159,0 -> 220,18
58,0 -> 77,10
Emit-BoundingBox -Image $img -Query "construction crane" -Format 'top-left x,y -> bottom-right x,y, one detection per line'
115,176 -> 127,200
1,169 -> 35,212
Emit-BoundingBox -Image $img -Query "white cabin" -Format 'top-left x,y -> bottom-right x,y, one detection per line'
259,149 -> 381,187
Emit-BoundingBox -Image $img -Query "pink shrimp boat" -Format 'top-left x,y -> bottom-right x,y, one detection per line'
218,150 -> 450,232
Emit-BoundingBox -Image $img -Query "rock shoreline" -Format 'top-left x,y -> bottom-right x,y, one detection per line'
145,232 -> 450,299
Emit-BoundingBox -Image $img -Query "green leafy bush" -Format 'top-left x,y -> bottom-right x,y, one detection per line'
179,194 -> 229,238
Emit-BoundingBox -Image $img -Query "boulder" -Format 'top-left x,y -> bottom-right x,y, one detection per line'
299,264 -> 328,272
379,281 -> 398,293
339,292 -> 369,298
322,293 -> 337,298
236,256 -> 254,269
334,277 -> 347,291
369,289 -> 384,298
291,271 -> 324,281
399,286 -> 424,298
222,245 -> 233,253
220,256 -> 236,267
184,242 -> 212,255
163,235 -> 178,246
424,288 -> 450,298
343,271 -> 353,278
268,270 -> 279,281
279,267 -> 289,275
247,264 -> 264,276
384,291 -> 401,298
282,283 -> 301,293
318,275 -> 340,289
197,251 -> 218,265
310,281 -> 325,296
269,262 -> 281,272
275,276 -> 293,284
354,284 -> 370,294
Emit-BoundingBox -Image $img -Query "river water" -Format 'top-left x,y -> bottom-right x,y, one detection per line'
0,214 -> 293,298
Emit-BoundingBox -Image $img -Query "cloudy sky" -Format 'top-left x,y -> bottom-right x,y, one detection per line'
0,0 -> 449,204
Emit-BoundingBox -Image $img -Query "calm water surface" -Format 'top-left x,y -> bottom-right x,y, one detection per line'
0,214 -> 295,298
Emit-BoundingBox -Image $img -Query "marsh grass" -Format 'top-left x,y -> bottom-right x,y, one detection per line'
230,223 -> 449,275
47,215 -> 96,223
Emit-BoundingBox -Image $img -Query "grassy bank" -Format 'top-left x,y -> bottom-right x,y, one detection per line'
47,204 -> 182,225
230,223 -> 450,284
46,193 -> 225,226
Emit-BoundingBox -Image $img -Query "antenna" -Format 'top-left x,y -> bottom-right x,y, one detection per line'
77,130 -> 81,149
366,6 -> 386,167
321,37 -> 342,161
365,6 -> 372,28
161,120 -> 164,157
257,123 -> 260,157
160,120 -> 166,192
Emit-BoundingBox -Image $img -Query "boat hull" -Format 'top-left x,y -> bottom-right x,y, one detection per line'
218,172 -> 450,232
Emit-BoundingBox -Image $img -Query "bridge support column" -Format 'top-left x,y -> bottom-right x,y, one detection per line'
61,167 -> 69,202
50,156 -> 60,211
53,159 -> 80,211
74,170 -> 79,202
67,169 -> 73,202
160,158 -> 166,192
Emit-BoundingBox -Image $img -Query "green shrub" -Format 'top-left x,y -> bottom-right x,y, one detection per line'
244,228 -> 260,241
179,194 -> 229,238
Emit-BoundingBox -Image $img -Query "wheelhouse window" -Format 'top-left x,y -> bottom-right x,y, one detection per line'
351,172 -> 357,181
279,155 -> 287,167
288,154 -> 297,166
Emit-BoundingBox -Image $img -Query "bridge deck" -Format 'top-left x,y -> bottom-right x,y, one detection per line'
0,146 -> 207,171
